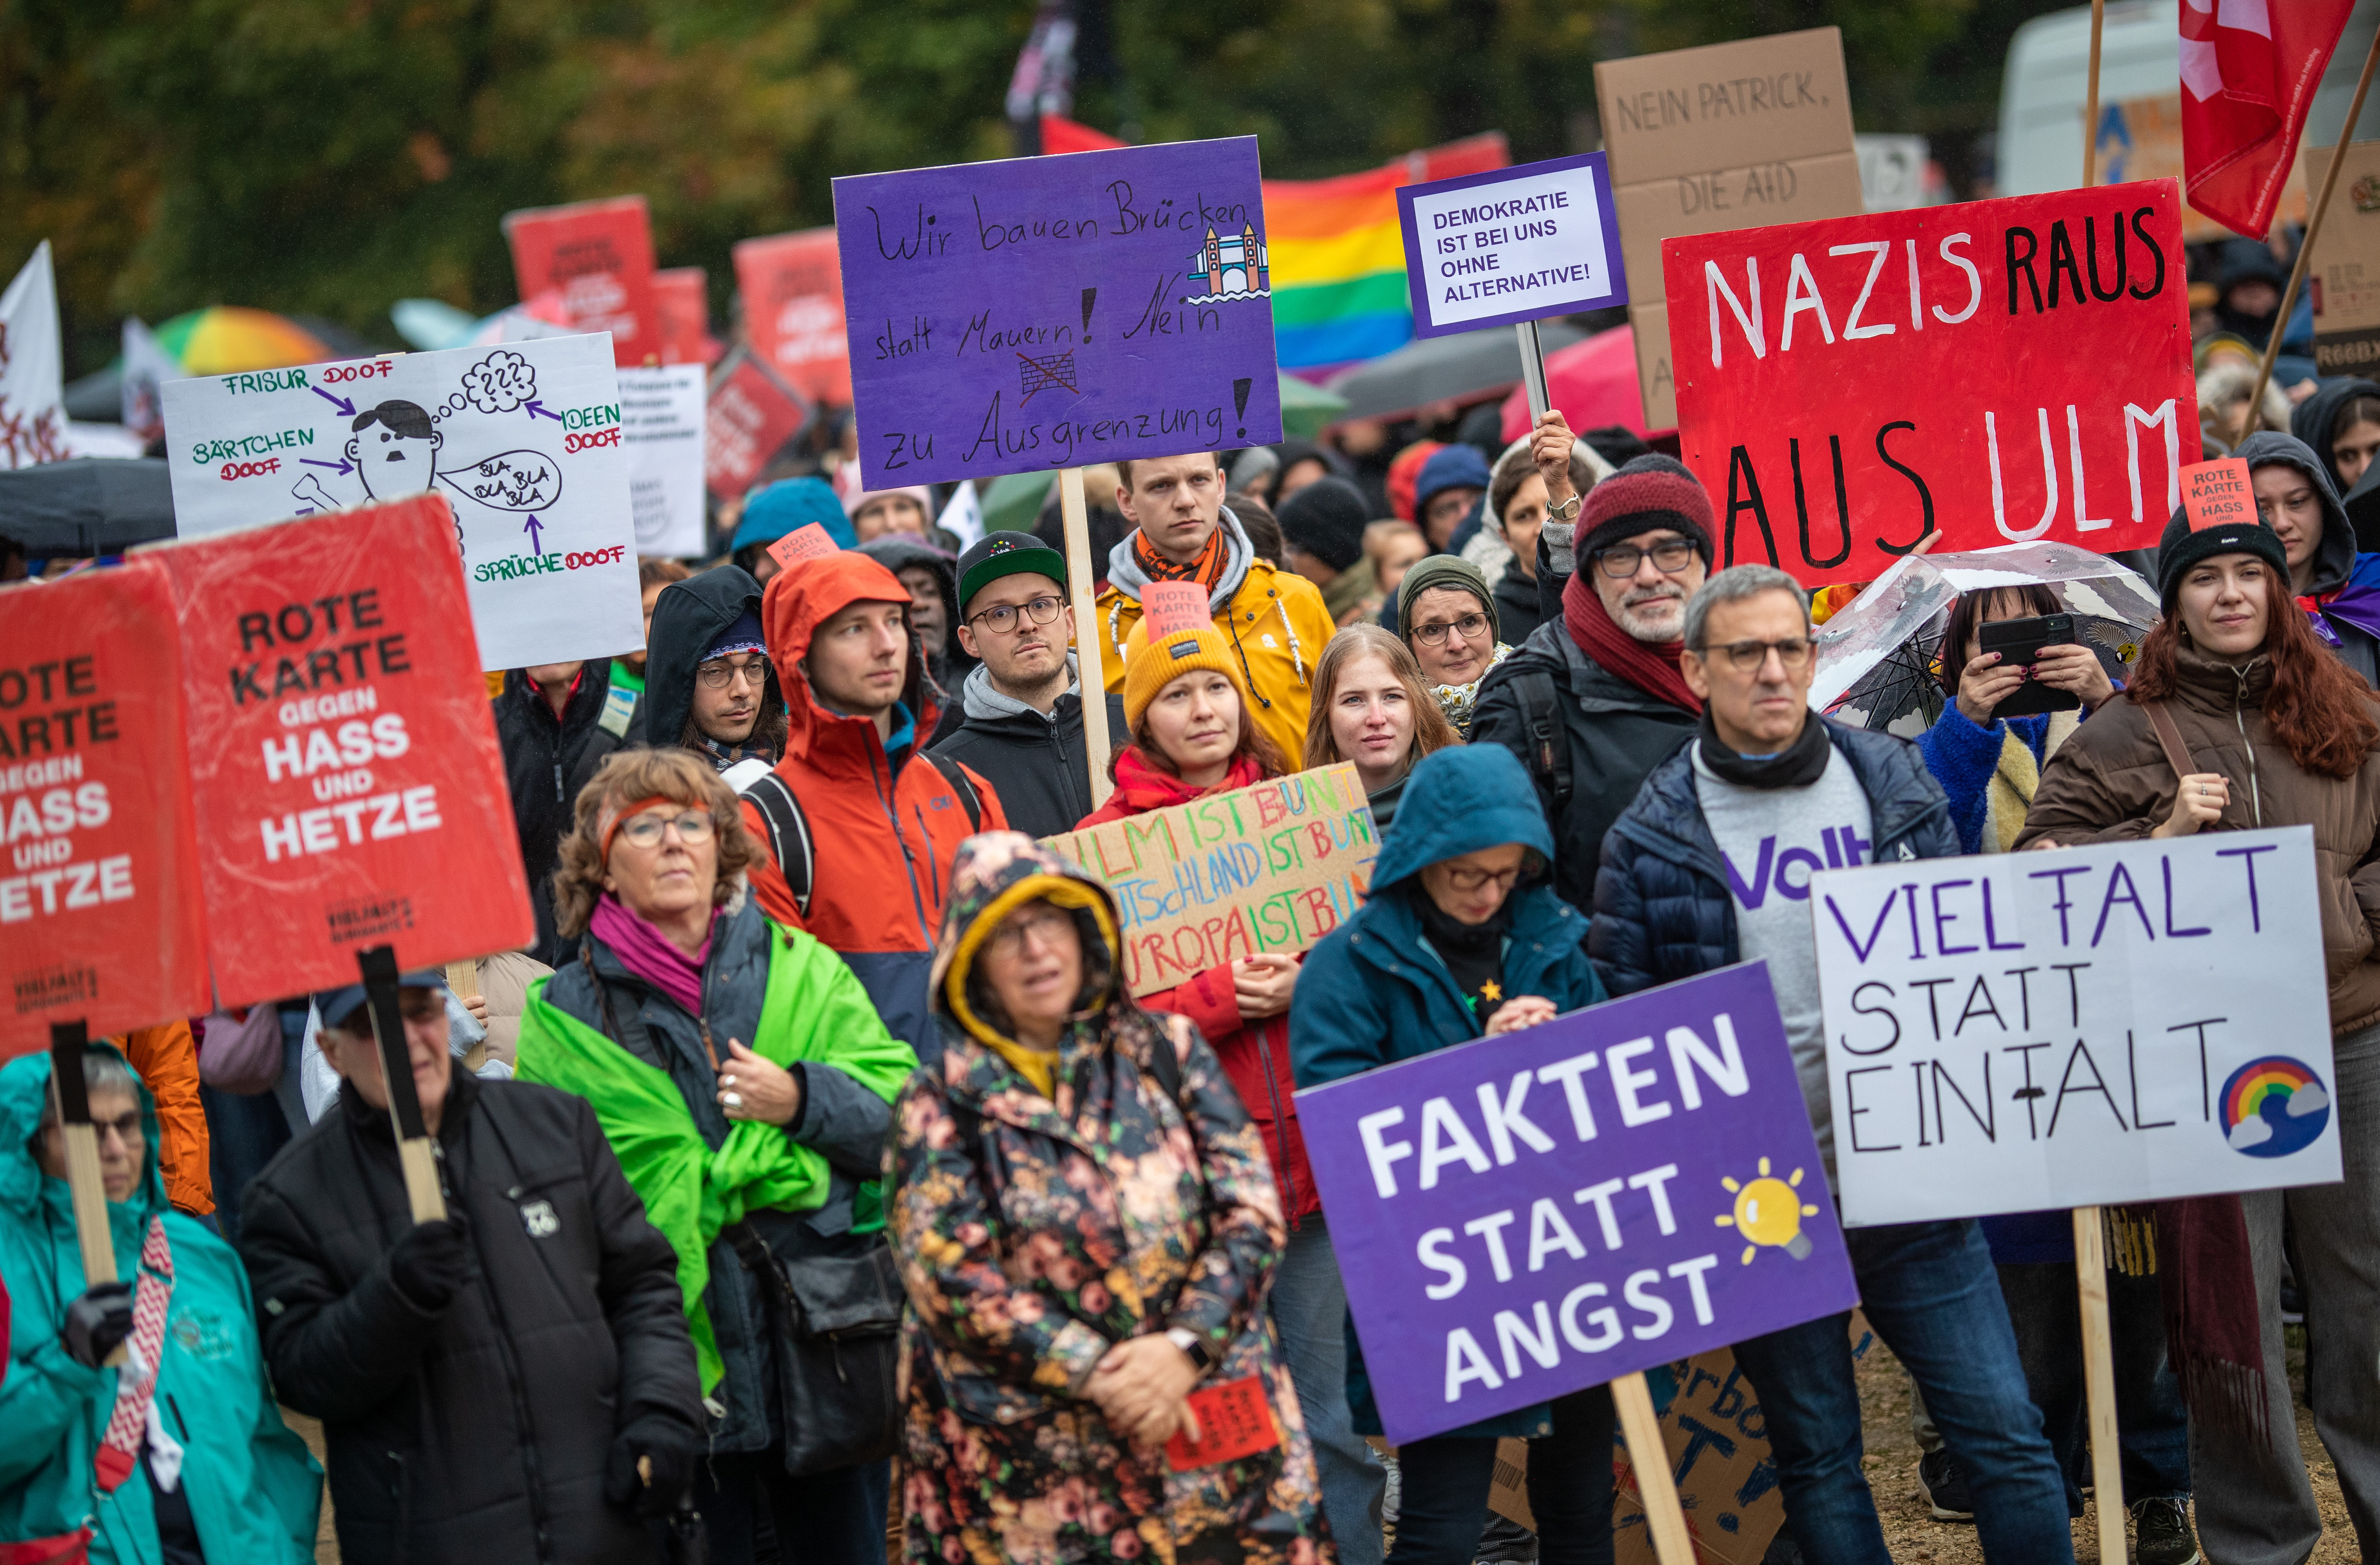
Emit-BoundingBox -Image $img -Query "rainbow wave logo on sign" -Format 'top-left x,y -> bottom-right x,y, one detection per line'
2220,1057 -> 2331,1157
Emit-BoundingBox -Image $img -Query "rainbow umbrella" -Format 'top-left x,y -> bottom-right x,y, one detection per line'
151,308 -> 334,375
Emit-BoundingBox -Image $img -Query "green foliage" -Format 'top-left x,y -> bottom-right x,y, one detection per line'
0,0 -> 2067,377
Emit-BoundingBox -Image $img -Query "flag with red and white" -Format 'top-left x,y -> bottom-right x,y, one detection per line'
2181,0 -> 2355,237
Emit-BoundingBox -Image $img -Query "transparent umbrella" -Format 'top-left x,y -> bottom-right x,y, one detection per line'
1810,543 -> 2160,736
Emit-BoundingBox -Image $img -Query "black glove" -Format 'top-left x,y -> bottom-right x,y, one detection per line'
60,1281 -> 134,1369
386,1218 -> 470,1315
604,1411 -> 699,1517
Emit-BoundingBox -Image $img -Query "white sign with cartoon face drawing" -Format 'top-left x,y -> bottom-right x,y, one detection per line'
162,332 -> 642,672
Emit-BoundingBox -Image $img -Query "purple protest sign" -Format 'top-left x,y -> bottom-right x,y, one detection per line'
1295,961 -> 1859,1445
831,137 -> 1284,491
1397,152 -> 1627,338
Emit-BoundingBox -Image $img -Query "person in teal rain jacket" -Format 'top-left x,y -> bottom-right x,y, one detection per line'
0,1043 -> 320,1562
1290,742 -> 1614,1565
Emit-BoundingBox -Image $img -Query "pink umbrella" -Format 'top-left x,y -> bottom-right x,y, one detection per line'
1498,323 -> 1666,443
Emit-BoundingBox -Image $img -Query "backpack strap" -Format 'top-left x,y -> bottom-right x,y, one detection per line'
924,753 -> 984,833
735,770 -> 813,920
2141,699 -> 2196,785
1512,667 -> 1574,814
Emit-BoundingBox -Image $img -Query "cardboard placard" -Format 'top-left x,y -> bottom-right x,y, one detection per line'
1296,962 -> 1859,1445
1397,153 -> 1628,337
832,137 -> 1284,490
0,565 -> 210,1057
1665,179 -> 2199,586
1812,828 -> 2337,1227
2181,458 -> 2255,532
619,365 -> 707,557
501,195 -> 661,369
1164,1375 -> 1282,1471
1139,580 -> 1211,638
146,492 -> 534,1009
704,348 -> 810,502
734,227 -> 853,405
2297,139 -> 2380,375
766,524 -> 842,570
161,333 -> 643,671
1040,765 -> 1376,997
1593,28 -> 1863,429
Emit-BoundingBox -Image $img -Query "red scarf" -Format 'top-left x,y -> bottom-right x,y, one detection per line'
1099,747 -> 1265,819
1132,527 -> 1227,592
1561,568 -> 1702,714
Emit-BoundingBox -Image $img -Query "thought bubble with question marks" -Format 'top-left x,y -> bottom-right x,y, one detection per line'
451,350 -> 538,417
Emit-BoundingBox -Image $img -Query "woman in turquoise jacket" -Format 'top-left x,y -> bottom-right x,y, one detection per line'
0,1043 -> 320,1562
1291,743 -> 1614,1565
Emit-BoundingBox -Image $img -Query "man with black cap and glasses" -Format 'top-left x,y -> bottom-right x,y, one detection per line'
927,531 -> 1128,839
236,967 -> 704,1565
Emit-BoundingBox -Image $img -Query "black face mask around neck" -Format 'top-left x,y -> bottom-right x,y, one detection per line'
1696,707 -> 1831,789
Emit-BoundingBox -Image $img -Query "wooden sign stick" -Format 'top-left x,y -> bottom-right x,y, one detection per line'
358,945 -> 448,1224
2081,0 -> 2106,187
48,1020 -> 117,1288
2073,1205 -> 2129,1563
1059,466 -> 1115,808
1611,1369 -> 1696,1565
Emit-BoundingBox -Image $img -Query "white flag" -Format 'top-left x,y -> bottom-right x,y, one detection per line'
0,242 -> 68,470
939,478 -> 985,550
121,317 -> 184,446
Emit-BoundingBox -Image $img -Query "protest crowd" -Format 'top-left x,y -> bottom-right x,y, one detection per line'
21,8 -> 2380,1565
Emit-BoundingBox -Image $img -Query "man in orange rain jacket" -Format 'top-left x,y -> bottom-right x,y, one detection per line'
736,552 -> 1007,1066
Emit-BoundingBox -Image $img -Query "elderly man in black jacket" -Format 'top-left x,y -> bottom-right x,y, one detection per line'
238,969 -> 702,1565
927,531 -> 1127,838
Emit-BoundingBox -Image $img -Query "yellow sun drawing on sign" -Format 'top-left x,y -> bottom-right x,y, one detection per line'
1715,1156 -> 1820,1265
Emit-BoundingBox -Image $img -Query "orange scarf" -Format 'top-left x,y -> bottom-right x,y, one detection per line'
1131,527 -> 1228,593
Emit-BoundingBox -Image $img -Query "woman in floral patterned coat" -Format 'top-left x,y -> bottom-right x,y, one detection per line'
888,831 -> 1334,1565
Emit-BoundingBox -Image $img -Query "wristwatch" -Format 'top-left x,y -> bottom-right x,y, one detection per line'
1165,1326 -> 1216,1375
1545,492 -> 1582,523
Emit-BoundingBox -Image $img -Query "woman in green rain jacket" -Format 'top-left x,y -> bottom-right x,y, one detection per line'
0,1043 -> 320,1562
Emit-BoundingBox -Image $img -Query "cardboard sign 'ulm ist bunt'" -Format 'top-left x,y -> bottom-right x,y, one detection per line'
1667,179 -> 2199,587
147,492 -> 533,1008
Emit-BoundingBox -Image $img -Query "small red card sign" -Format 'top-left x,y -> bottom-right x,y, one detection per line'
1140,580 -> 1210,639
1164,1375 -> 1280,1471
2181,458 -> 2256,533
766,523 -> 842,570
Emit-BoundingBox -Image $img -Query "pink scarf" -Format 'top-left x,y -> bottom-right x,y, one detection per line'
590,893 -> 714,1016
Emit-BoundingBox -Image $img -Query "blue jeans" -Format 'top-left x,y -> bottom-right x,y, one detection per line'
1998,1260 -> 2190,1511
1730,1219 -> 2073,1565
1274,1215 -> 1386,1565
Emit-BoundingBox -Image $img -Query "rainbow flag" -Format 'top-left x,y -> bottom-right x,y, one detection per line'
1265,134 -> 1508,374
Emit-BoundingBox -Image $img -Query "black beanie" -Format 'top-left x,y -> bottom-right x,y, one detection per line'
1276,476 -> 1370,572
2154,504 -> 2290,608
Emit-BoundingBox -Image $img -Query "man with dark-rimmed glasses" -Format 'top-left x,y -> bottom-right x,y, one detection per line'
631,565 -> 787,780
927,531 -> 1128,838
1472,444 -> 1715,916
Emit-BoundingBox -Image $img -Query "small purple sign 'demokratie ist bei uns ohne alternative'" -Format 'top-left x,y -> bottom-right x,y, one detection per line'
832,136 -> 1285,491
1295,961 -> 1860,1445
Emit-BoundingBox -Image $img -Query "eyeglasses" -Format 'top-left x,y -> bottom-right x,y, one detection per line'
1439,863 -> 1523,893
984,905 -> 1076,958
696,654 -> 770,691
1595,539 -> 1699,578
970,595 -> 1066,635
617,809 -> 716,848
82,1110 -> 145,1148
1697,637 -> 1816,673
1411,613 -> 1489,646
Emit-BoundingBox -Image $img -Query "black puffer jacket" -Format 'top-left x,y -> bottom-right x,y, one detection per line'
1493,561 -> 1548,648
1588,719 -> 1957,995
237,1068 -> 701,1565
496,663 -> 620,963
927,661 -> 1127,840
623,565 -> 783,763
1469,615 -> 1699,917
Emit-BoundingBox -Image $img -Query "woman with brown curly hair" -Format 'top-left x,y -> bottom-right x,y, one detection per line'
2019,509 -> 2380,1565
512,747 -> 919,1565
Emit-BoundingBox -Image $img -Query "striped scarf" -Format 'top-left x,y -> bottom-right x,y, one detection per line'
1130,527 -> 1227,592
92,1215 -> 173,1492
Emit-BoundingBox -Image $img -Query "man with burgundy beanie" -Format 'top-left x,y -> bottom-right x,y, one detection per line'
1472,423 -> 1712,917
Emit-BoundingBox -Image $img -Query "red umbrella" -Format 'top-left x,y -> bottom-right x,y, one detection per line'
1498,323 -> 1666,444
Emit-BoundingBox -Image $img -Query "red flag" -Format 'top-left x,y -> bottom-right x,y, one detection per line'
2181,0 -> 2354,238
1039,114 -> 1124,155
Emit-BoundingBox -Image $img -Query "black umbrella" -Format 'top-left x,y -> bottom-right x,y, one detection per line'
0,458 -> 178,555
1323,322 -> 1585,422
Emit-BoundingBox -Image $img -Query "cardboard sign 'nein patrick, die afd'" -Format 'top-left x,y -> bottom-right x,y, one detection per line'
148,492 -> 532,1007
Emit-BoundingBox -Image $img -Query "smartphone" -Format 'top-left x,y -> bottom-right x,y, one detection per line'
1976,614 -> 2081,718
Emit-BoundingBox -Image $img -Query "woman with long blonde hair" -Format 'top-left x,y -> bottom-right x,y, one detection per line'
1304,622 -> 1459,834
